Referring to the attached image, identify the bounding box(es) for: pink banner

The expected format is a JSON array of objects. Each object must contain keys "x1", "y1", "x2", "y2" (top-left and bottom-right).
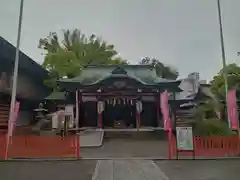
[
  {"x1": 227, "y1": 88, "x2": 239, "y2": 129},
  {"x1": 160, "y1": 91, "x2": 172, "y2": 131}
]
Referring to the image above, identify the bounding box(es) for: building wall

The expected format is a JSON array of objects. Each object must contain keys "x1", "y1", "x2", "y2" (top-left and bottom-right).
[
  {"x1": 0, "y1": 69, "x2": 49, "y2": 127},
  {"x1": 0, "y1": 70, "x2": 48, "y2": 100},
  {"x1": 17, "y1": 72, "x2": 47, "y2": 100},
  {"x1": 16, "y1": 110, "x2": 32, "y2": 126}
]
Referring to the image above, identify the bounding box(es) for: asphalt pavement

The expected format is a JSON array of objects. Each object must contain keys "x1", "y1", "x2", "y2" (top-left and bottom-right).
[
  {"x1": 1, "y1": 159, "x2": 240, "y2": 180},
  {"x1": 0, "y1": 160, "x2": 96, "y2": 180},
  {"x1": 155, "y1": 159, "x2": 240, "y2": 180}
]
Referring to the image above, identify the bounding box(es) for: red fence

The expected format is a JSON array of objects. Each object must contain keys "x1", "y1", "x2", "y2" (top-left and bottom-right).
[
  {"x1": 169, "y1": 134, "x2": 240, "y2": 159},
  {"x1": 0, "y1": 135, "x2": 80, "y2": 160}
]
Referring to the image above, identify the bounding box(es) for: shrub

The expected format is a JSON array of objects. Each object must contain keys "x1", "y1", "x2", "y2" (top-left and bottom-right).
[{"x1": 193, "y1": 118, "x2": 234, "y2": 136}]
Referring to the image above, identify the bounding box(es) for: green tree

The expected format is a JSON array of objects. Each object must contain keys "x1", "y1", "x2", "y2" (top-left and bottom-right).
[
  {"x1": 210, "y1": 63, "x2": 240, "y2": 100},
  {"x1": 139, "y1": 57, "x2": 179, "y2": 80},
  {"x1": 39, "y1": 29, "x2": 127, "y2": 89}
]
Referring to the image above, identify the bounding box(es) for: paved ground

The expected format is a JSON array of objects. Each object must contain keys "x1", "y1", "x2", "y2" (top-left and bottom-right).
[
  {"x1": 0, "y1": 160, "x2": 96, "y2": 180},
  {"x1": 80, "y1": 138, "x2": 168, "y2": 158},
  {"x1": 1, "y1": 159, "x2": 240, "y2": 180},
  {"x1": 92, "y1": 160, "x2": 169, "y2": 180},
  {"x1": 156, "y1": 160, "x2": 240, "y2": 180},
  {"x1": 80, "y1": 131, "x2": 168, "y2": 158},
  {"x1": 80, "y1": 131, "x2": 104, "y2": 147},
  {"x1": 2, "y1": 132, "x2": 240, "y2": 180}
]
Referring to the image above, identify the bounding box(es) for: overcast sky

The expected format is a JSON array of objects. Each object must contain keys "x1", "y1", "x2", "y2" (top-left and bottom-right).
[{"x1": 0, "y1": 0, "x2": 240, "y2": 81}]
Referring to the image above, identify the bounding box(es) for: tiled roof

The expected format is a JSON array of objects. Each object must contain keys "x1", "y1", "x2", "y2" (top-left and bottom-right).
[{"x1": 59, "y1": 65, "x2": 180, "y2": 86}]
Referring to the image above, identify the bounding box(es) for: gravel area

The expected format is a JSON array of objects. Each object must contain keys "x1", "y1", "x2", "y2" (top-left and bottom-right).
[
  {"x1": 155, "y1": 159, "x2": 240, "y2": 180},
  {"x1": 0, "y1": 160, "x2": 96, "y2": 180}
]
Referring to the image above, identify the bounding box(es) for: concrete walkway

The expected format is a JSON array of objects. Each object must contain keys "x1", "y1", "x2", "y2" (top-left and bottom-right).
[
  {"x1": 79, "y1": 131, "x2": 104, "y2": 147},
  {"x1": 92, "y1": 160, "x2": 169, "y2": 180}
]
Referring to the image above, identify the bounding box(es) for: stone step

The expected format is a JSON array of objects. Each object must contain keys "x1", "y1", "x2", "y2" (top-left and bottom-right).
[{"x1": 104, "y1": 131, "x2": 165, "y2": 140}]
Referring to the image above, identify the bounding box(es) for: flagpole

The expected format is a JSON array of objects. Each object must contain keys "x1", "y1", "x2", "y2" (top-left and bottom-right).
[
  {"x1": 217, "y1": 0, "x2": 228, "y2": 96},
  {"x1": 5, "y1": 0, "x2": 24, "y2": 159}
]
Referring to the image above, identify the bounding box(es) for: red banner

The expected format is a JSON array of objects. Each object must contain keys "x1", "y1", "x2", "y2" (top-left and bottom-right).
[
  {"x1": 227, "y1": 88, "x2": 239, "y2": 129},
  {"x1": 160, "y1": 91, "x2": 172, "y2": 131}
]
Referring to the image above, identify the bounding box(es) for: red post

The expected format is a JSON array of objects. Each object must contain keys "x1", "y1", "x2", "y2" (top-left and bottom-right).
[
  {"x1": 3, "y1": 134, "x2": 8, "y2": 160},
  {"x1": 98, "y1": 112, "x2": 102, "y2": 128},
  {"x1": 76, "y1": 135, "x2": 80, "y2": 159},
  {"x1": 167, "y1": 130, "x2": 172, "y2": 159}
]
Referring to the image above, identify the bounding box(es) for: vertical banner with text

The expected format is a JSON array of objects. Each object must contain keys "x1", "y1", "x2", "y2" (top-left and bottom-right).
[
  {"x1": 160, "y1": 91, "x2": 172, "y2": 131},
  {"x1": 227, "y1": 88, "x2": 239, "y2": 129}
]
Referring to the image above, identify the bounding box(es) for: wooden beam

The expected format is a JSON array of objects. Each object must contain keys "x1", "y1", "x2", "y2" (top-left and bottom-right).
[{"x1": 81, "y1": 92, "x2": 157, "y2": 96}]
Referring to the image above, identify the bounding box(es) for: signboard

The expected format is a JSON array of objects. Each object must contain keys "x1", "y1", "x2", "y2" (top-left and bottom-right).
[
  {"x1": 82, "y1": 96, "x2": 97, "y2": 102},
  {"x1": 227, "y1": 88, "x2": 239, "y2": 129},
  {"x1": 176, "y1": 127, "x2": 193, "y2": 151}
]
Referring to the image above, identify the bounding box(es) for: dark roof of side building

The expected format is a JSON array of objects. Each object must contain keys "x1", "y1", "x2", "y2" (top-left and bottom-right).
[{"x1": 0, "y1": 36, "x2": 48, "y2": 80}]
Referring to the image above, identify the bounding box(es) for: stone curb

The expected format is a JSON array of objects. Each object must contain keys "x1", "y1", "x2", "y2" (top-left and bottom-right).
[{"x1": 1, "y1": 156, "x2": 240, "y2": 162}]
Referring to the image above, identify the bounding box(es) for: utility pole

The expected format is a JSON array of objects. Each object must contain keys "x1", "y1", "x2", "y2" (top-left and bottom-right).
[{"x1": 5, "y1": 0, "x2": 24, "y2": 159}]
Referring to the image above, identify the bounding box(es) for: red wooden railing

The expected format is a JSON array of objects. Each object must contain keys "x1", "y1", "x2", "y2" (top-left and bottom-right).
[
  {"x1": 0, "y1": 135, "x2": 80, "y2": 160},
  {"x1": 168, "y1": 133, "x2": 240, "y2": 159}
]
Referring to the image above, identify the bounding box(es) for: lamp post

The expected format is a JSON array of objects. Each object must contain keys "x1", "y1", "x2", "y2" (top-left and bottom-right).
[
  {"x1": 5, "y1": 0, "x2": 24, "y2": 159},
  {"x1": 217, "y1": 0, "x2": 228, "y2": 96}
]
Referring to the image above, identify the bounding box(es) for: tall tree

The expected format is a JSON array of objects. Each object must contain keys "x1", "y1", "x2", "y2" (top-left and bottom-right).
[
  {"x1": 39, "y1": 29, "x2": 127, "y2": 88},
  {"x1": 139, "y1": 57, "x2": 179, "y2": 80},
  {"x1": 210, "y1": 63, "x2": 240, "y2": 100}
]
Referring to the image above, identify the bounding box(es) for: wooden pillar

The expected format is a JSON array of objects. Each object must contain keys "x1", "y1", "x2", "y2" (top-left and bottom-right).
[{"x1": 157, "y1": 93, "x2": 161, "y2": 127}]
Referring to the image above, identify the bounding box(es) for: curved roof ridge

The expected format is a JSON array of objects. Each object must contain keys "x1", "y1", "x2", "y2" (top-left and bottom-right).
[
  {"x1": 86, "y1": 64, "x2": 153, "y2": 68},
  {"x1": 83, "y1": 73, "x2": 147, "y2": 86}
]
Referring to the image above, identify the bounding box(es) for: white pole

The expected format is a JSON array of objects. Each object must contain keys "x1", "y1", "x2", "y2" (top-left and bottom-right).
[
  {"x1": 217, "y1": 0, "x2": 228, "y2": 96},
  {"x1": 5, "y1": 0, "x2": 24, "y2": 159},
  {"x1": 75, "y1": 90, "x2": 79, "y2": 130}
]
